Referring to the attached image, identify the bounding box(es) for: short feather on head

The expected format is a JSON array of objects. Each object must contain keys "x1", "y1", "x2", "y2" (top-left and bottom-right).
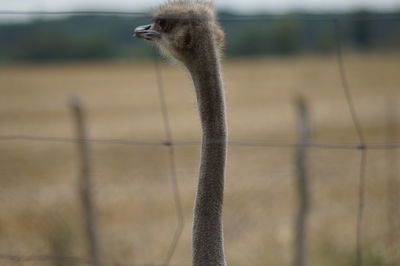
[
  {"x1": 136, "y1": 0, "x2": 225, "y2": 64},
  {"x1": 153, "y1": 0, "x2": 216, "y2": 20},
  {"x1": 153, "y1": 0, "x2": 224, "y2": 49}
]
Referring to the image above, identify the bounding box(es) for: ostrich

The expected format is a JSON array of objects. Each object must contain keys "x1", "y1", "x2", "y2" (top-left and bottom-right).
[{"x1": 134, "y1": 1, "x2": 227, "y2": 265}]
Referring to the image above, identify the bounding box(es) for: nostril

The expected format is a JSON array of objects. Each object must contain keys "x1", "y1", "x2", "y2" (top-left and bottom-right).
[{"x1": 144, "y1": 25, "x2": 151, "y2": 30}]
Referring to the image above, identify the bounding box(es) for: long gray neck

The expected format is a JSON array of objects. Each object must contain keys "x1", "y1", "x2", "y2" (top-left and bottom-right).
[{"x1": 186, "y1": 30, "x2": 227, "y2": 266}]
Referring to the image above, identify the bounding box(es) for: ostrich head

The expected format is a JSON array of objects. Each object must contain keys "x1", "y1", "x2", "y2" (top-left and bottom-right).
[{"x1": 134, "y1": 0, "x2": 224, "y2": 64}]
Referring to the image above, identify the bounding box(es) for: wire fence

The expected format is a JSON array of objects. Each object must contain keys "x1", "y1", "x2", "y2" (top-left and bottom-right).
[
  {"x1": 0, "y1": 10, "x2": 399, "y2": 266},
  {"x1": 1, "y1": 10, "x2": 400, "y2": 21}
]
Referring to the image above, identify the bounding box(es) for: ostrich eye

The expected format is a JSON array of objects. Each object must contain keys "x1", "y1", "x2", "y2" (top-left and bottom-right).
[{"x1": 156, "y1": 18, "x2": 169, "y2": 31}]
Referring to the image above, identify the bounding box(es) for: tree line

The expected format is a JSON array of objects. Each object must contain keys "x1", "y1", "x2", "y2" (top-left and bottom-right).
[{"x1": 0, "y1": 10, "x2": 399, "y2": 62}]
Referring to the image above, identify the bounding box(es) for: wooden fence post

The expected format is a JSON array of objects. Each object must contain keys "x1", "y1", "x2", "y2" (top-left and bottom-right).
[
  {"x1": 293, "y1": 96, "x2": 311, "y2": 266},
  {"x1": 70, "y1": 96, "x2": 101, "y2": 266}
]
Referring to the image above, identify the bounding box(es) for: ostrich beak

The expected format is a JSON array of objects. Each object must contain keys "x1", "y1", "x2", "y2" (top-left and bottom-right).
[{"x1": 134, "y1": 24, "x2": 160, "y2": 40}]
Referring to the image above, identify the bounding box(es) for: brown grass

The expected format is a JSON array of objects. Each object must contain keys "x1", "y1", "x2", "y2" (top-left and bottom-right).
[{"x1": 0, "y1": 53, "x2": 400, "y2": 265}]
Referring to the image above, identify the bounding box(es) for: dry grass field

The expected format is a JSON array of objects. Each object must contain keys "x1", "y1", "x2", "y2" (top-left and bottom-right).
[{"x1": 0, "y1": 53, "x2": 399, "y2": 266}]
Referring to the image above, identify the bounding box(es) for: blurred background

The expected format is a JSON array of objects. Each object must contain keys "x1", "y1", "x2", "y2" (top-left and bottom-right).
[{"x1": 0, "y1": 0, "x2": 400, "y2": 266}]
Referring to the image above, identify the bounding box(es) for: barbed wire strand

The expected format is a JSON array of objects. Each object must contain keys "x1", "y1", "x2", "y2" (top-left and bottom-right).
[
  {"x1": 0, "y1": 10, "x2": 400, "y2": 22},
  {"x1": 333, "y1": 18, "x2": 367, "y2": 266},
  {"x1": 1, "y1": 135, "x2": 400, "y2": 150},
  {"x1": 0, "y1": 10, "x2": 147, "y2": 16},
  {"x1": 153, "y1": 52, "x2": 184, "y2": 266},
  {"x1": 220, "y1": 15, "x2": 400, "y2": 22}
]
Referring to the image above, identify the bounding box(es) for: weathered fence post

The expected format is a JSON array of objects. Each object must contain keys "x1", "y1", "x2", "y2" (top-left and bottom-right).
[
  {"x1": 70, "y1": 96, "x2": 101, "y2": 266},
  {"x1": 293, "y1": 96, "x2": 311, "y2": 266},
  {"x1": 385, "y1": 97, "x2": 400, "y2": 265}
]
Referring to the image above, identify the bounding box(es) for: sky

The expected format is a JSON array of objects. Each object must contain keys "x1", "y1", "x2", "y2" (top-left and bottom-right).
[{"x1": 1, "y1": 0, "x2": 400, "y2": 13}]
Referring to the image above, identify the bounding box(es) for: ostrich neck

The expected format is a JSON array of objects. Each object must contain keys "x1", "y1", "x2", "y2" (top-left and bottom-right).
[{"x1": 186, "y1": 33, "x2": 227, "y2": 266}]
